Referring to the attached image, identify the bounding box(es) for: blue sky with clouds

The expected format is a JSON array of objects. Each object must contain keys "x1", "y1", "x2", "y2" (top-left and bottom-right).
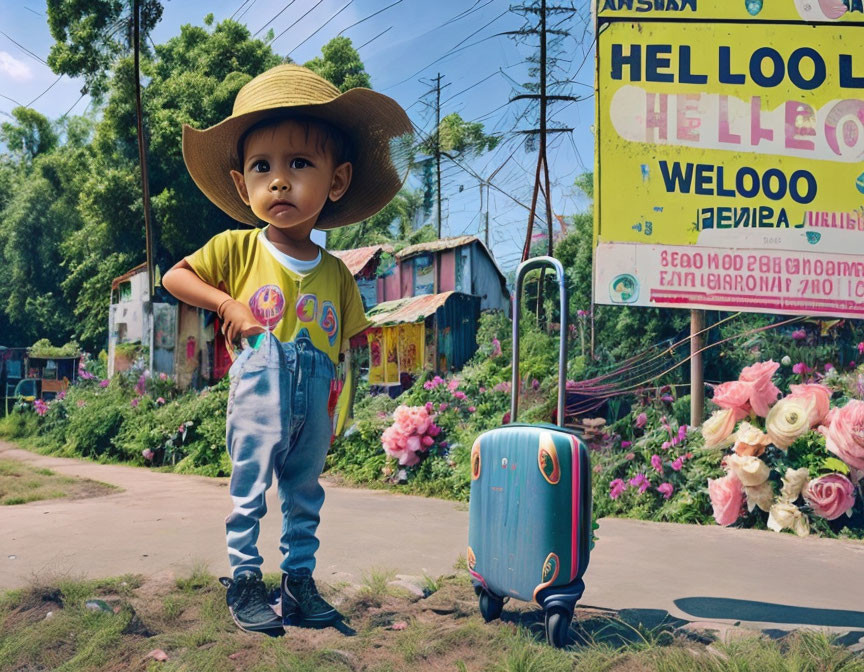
[{"x1": 0, "y1": 0, "x2": 594, "y2": 271}]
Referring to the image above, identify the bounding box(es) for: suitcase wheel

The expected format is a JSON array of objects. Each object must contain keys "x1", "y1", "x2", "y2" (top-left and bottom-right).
[
  {"x1": 478, "y1": 590, "x2": 504, "y2": 622},
  {"x1": 544, "y1": 606, "x2": 572, "y2": 648}
]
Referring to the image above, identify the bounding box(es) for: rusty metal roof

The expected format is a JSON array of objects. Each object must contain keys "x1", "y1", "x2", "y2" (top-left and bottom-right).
[
  {"x1": 395, "y1": 235, "x2": 477, "y2": 259},
  {"x1": 367, "y1": 291, "x2": 456, "y2": 326},
  {"x1": 111, "y1": 263, "x2": 147, "y2": 290},
  {"x1": 330, "y1": 244, "x2": 392, "y2": 276}
]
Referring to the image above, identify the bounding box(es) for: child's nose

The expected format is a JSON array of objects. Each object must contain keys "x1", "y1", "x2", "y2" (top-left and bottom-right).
[{"x1": 269, "y1": 176, "x2": 290, "y2": 192}]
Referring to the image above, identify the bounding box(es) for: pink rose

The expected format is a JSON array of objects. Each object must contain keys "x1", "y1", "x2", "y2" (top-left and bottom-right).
[
  {"x1": 621, "y1": 441, "x2": 632, "y2": 448},
  {"x1": 803, "y1": 474, "x2": 857, "y2": 521},
  {"x1": 738, "y1": 360, "x2": 781, "y2": 417},
  {"x1": 657, "y1": 482, "x2": 674, "y2": 499},
  {"x1": 609, "y1": 478, "x2": 627, "y2": 500},
  {"x1": 788, "y1": 384, "x2": 832, "y2": 427},
  {"x1": 708, "y1": 473, "x2": 745, "y2": 526},
  {"x1": 651, "y1": 454, "x2": 663, "y2": 474},
  {"x1": 421, "y1": 436, "x2": 435, "y2": 447},
  {"x1": 629, "y1": 473, "x2": 650, "y2": 494},
  {"x1": 635, "y1": 412, "x2": 648, "y2": 429},
  {"x1": 820, "y1": 400, "x2": 864, "y2": 471},
  {"x1": 671, "y1": 457, "x2": 684, "y2": 471},
  {"x1": 710, "y1": 381, "x2": 752, "y2": 421}
]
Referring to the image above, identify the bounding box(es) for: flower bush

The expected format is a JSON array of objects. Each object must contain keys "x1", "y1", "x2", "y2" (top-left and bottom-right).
[{"x1": 700, "y1": 362, "x2": 864, "y2": 538}]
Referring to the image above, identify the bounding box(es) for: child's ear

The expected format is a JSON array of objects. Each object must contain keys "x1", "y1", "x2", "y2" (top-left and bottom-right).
[
  {"x1": 328, "y1": 162, "x2": 353, "y2": 203},
  {"x1": 230, "y1": 169, "x2": 251, "y2": 205}
]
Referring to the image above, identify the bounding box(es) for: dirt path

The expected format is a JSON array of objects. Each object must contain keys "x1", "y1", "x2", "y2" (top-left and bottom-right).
[{"x1": 2, "y1": 440, "x2": 863, "y2": 638}]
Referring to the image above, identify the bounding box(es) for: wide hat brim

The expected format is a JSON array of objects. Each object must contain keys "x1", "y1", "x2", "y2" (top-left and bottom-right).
[{"x1": 182, "y1": 65, "x2": 414, "y2": 230}]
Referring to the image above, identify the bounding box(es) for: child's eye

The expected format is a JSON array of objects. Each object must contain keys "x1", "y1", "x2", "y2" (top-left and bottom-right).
[
  {"x1": 252, "y1": 159, "x2": 269, "y2": 172},
  {"x1": 290, "y1": 158, "x2": 310, "y2": 169}
]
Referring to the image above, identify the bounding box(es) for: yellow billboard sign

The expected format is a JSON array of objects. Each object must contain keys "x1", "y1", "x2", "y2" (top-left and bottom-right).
[
  {"x1": 597, "y1": 0, "x2": 864, "y2": 23},
  {"x1": 595, "y1": 19, "x2": 864, "y2": 318}
]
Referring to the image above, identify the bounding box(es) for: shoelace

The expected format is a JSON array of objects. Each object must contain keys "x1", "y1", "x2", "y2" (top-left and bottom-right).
[
  {"x1": 236, "y1": 578, "x2": 275, "y2": 618},
  {"x1": 291, "y1": 576, "x2": 327, "y2": 608}
]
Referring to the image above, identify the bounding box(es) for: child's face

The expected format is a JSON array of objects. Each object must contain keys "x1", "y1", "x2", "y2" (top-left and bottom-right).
[{"x1": 229, "y1": 120, "x2": 352, "y2": 238}]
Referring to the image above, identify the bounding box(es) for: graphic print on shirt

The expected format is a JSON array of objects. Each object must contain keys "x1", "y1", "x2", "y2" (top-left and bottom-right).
[
  {"x1": 319, "y1": 300, "x2": 339, "y2": 346},
  {"x1": 296, "y1": 294, "x2": 318, "y2": 323}
]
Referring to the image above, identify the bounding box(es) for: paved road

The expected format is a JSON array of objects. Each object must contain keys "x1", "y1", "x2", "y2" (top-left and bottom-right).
[{"x1": 2, "y1": 441, "x2": 863, "y2": 635}]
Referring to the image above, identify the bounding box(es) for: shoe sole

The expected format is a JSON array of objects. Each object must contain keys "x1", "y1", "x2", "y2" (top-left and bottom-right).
[{"x1": 229, "y1": 605, "x2": 285, "y2": 636}]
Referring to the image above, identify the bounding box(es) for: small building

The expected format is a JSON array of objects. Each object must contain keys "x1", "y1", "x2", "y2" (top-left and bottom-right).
[
  {"x1": 108, "y1": 265, "x2": 225, "y2": 388},
  {"x1": 390, "y1": 236, "x2": 510, "y2": 311},
  {"x1": 329, "y1": 244, "x2": 394, "y2": 310},
  {"x1": 361, "y1": 291, "x2": 480, "y2": 392}
]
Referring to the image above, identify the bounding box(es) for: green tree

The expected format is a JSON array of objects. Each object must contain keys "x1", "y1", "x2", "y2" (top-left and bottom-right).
[
  {"x1": 46, "y1": 0, "x2": 164, "y2": 100},
  {"x1": 304, "y1": 36, "x2": 370, "y2": 91},
  {"x1": 0, "y1": 108, "x2": 59, "y2": 164},
  {"x1": 327, "y1": 189, "x2": 424, "y2": 250}
]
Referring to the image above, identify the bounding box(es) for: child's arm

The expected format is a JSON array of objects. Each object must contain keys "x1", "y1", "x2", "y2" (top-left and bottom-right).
[{"x1": 163, "y1": 260, "x2": 264, "y2": 343}]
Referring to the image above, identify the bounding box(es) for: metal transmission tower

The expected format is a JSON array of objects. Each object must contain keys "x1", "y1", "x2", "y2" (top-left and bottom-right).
[
  {"x1": 418, "y1": 73, "x2": 449, "y2": 237},
  {"x1": 507, "y1": 1, "x2": 584, "y2": 262}
]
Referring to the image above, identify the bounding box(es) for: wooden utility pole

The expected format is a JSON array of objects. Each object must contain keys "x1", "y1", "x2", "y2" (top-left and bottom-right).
[
  {"x1": 133, "y1": 0, "x2": 156, "y2": 372},
  {"x1": 690, "y1": 309, "x2": 705, "y2": 426},
  {"x1": 434, "y1": 72, "x2": 443, "y2": 238}
]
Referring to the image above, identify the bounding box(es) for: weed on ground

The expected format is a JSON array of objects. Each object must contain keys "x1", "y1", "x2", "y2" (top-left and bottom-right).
[{"x1": 0, "y1": 458, "x2": 118, "y2": 505}]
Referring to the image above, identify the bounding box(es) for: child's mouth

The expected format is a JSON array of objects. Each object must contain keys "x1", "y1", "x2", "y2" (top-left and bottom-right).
[{"x1": 269, "y1": 202, "x2": 295, "y2": 215}]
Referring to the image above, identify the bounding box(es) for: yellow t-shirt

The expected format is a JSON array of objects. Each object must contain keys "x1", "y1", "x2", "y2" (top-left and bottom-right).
[{"x1": 185, "y1": 227, "x2": 371, "y2": 365}]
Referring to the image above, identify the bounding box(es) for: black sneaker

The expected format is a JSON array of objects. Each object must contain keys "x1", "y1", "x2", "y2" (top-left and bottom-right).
[
  {"x1": 281, "y1": 571, "x2": 342, "y2": 625},
  {"x1": 220, "y1": 574, "x2": 284, "y2": 635}
]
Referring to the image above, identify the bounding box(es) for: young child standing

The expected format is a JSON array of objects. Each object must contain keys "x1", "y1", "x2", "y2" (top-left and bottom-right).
[{"x1": 162, "y1": 64, "x2": 411, "y2": 635}]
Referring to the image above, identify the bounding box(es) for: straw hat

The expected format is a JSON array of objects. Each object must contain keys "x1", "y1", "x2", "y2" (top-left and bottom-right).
[{"x1": 182, "y1": 64, "x2": 414, "y2": 230}]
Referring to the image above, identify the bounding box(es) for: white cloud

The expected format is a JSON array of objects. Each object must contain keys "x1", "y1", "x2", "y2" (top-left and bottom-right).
[{"x1": 0, "y1": 51, "x2": 33, "y2": 82}]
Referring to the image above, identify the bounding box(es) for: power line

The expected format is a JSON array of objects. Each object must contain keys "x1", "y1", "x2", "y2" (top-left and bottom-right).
[
  {"x1": 253, "y1": 0, "x2": 297, "y2": 37},
  {"x1": 357, "y1": 25, "x2": 391, "y2": 51},
  {"x1": 23, "y1": 6, "x2": 43, "y2": 17},
  {"x1": 236, "y1": 0, "x2": 258, "y2": 21},
  {"x1": 285, "y1": 0, "x2": 355, "y2": 57},
  {"x1": 26, "y1": 75, "x2": 63, "y2": 107},
  {"x1": 230, "y1": 0, "x2": 253, "y2": 20},
  {"x1": 0, "y1": 30, "x2": 48, "y2": 65},
  {"x1": 267, "y1": 0, "x2": 324, "y2": 46},
  {"x1": 338, "y1": 0, "x2": 402, "y2": 35}
]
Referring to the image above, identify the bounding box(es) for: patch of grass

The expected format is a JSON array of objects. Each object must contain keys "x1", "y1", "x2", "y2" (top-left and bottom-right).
[
  {"x1": 421, "y1": 572, "x2": 441, "y2": 596},
  {"x1": 453, "y1": 554, "x2": 468, "y2": 570},
  {"x1": 0, "y1": 458, "x2": 118, "y2": 505},
  {"x1": 359, "y1": 567, "x2": 397, "y2": 602},
  {"x1": 175, "y1": 561, "x2": 211, "y2": 593}
]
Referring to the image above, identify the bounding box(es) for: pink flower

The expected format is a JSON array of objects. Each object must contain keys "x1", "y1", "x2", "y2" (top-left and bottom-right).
[
  {"x1": 56, "y1": 391, "x2": 66, "y2": 401},
  {"x1": 661, "y1": 441, "x2": 671, "y2": 451},
  {"x1": 453, "y1": 391, "x2": 467, "y2": 400},
  {"x1": 532, "y1": 379, "x2": 540, "y2": 391},
  {"x1": 609, "y1": 478, "x2": 627, "y2": 500},
  {"x1": 738, "y1": 360, "x2": 781, "y2": 417},
  {"x1": 479, "y1": 387, "x2": 486, "y2": 393},
  {"x1": 629, "y1": 473, "x2": 650, "y2": 494},
  {"x1": 858, "y1": 342, "x2": 864, "y2": 355},
  {"x1": 791, "y1": 329, "x2": 807, "y2": 340},
  {"x1": 34, "y1": 399, "x2": 48, "y2": 416},
  {"x1": 621, "y1": 441, "x2": 632, "y2": 448},
  {"x1": 788, "y1": 383, "x2": 832, "y2": 427},
  {"x1": 711, "y1": 380, "x2": 753, "y2": 421},
  {"x1": 651, "y1": 454, "x2": 663, "y2": 474},
  {"x1": 502, "y1": 412, "x2": 511, "y2": 424},
  {"x1": 671, "y1": 457, "x2": 684, "y2": 471},
  {"x1": 660, "y1": 394, "x2": 674, "y2": 403},
  {"x1": 468, "y1": 406, "x2": 476, "y2": 412},
  {"x1": 156, "y1": 397, "x2": 165, "y2": 405},
  {"x1": 421, "y1": 436, "x2": 435, "y2": 447},
  {"x1": 708, "y1": 473, "x2": 745, "y2": 526},
  {"x1": 159, "y1": 372, "x2": 168, "y2": 381},
  {"x1": 635, "y1": 412, "x2": 648, "y2": 429},
  {"x1": 793, "y1": 362, "x2": 811, "y2": 375},
  {"x1": 438, "y1": 403, "x2": 448, "y2": 412},
  {"x1": 99, "y1": 379, "x2": 110, "y2": 388},
  {"x1": 427, "y1": 424, "x2": 441, "y2": 437},
  {"x1": 803, "y1": 474, "x2": 856, "y2": 520},
  {"x1": 625, "y1": 452, "x2": 635, "y2": 461},
  {"x1": 142, "y1": 448, "x2": 154, "y2": 461},
  {"x1": 657, "y1": 482, "x2": 674, "y2": 499},
  {"x1": 824, "y1": 363, "x2": 834, "y2": 372},
  {"x1": 820, "y1": 400, "x2": 864, "y2": 471},
  {"x1": 130, "y1": 398, "x2": 139, "y2": 408},
  {"x1": 448, "y1": 379, "x2": 460, "y2": 392},
  {"x1": 425, "y1": 402, "x2": 434, "y2": 413},
  {"x1": 678, "y1": 425, "x2": 688, "y2": 440},
  {"x1": 491, "y1": 338, "x2": 502, "y2": 358}
]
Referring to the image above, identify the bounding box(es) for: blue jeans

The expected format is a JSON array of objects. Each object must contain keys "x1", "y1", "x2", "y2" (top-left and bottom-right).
[{"x1": 225, "y1": 329, "x2": 335, "y2": 578}]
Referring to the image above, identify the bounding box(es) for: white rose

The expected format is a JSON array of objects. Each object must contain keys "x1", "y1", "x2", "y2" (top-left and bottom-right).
[
  {"x1": 767, "y1": 500, "x2": 810, "y2": 537},
  {"x1": 780, "y1": 467, "x2": 810, "y2": 503},
  {"x1": 765, "y1": 397, "x2": 812, "y2": 450},
  {"x1": 744, "y1": 481, "x2": 774, "y2": 513},
  {"x1": 701, "y1": 409, "x2": 736, "y2": 449},
  {"x1": 725, "y1": 454, "x2": 771, "y2": 487}
]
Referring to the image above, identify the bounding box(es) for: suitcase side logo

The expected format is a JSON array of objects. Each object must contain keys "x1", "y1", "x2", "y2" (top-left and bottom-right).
[
  {"x1": 532, "y1": 552, "x2": 560, "y2": 602},
  {"x1": 538, "y1": 432, "x2": 561, "y2": 485},
  {"x1": 471, "y1": 438, "x2": 482, "y2": 480}
]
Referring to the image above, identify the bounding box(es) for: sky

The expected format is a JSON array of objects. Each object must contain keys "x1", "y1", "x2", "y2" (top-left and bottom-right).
[{"x1": 0, "y1": 0, "x2": 595, "y2": 271}]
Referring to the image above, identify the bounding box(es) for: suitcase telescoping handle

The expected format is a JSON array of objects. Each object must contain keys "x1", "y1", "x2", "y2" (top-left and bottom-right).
[{"x1": 511, "y1": 256, "x2": 568, "y2": 427}]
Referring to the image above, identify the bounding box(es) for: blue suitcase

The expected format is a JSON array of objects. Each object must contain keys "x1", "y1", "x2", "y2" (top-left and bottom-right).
[{"x1": 467, "y1": 256, "x2": 593, "y2": 648}]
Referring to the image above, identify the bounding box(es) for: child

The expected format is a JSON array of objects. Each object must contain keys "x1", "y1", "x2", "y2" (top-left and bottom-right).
[{"x1": 162, "y1": 64, "x2": 411, "y2": 635}]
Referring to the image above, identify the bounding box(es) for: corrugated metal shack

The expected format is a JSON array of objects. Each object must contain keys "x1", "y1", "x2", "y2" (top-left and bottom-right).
[{"x1": 362, "y1": 291, "x2": 480, "y2": 392}]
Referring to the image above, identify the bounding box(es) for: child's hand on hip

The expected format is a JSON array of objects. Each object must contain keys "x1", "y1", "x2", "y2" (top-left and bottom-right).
[{"x1": 221, "y1": 300, "x2": 266, "y2": 344}]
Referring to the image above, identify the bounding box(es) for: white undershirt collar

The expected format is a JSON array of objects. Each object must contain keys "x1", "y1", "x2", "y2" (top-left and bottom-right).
[{"x1": 258, "y1": 229, "x2": 321, "y2": 275}]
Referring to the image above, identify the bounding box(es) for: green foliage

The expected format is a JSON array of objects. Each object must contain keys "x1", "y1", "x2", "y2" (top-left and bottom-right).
[
  {"x1": 0, "y1": 108, "x2": 58, "y2": 163},
  {"x1": 304, "y1": 36, "x2": 370, "y2": 91},
  {"x1": 28, "y1": 339, "x2": 81, "y2": 358}
]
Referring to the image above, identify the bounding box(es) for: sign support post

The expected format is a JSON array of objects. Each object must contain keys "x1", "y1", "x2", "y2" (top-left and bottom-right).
[{"x1": 690, "y1": 309, "x2": 705, "y2": 426}]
